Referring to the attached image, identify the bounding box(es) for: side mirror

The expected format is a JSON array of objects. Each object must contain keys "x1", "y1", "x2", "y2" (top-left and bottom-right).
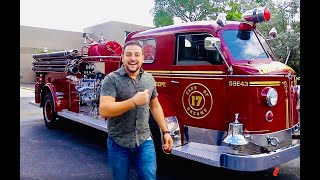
[
  {"x1": 269, "y1": 27, "x2": 277, "y2": 39},
  {"x1": 216, "y1": 13, "x2": 227, "y2": 27},
  {"x1": 204, "y1": 37, "x2": 221, "y2": 51}
]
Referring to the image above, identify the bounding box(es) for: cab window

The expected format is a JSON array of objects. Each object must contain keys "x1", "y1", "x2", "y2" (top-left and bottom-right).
[
  {"x1": 138, "y1": 39, "x2": 156, "y2": 64},
  {"x1": 176, "y1": 33, "x2": 223, "y2": 65}
]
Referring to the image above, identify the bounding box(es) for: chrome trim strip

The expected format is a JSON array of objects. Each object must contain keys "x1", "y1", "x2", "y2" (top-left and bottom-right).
[
  {"x1": 150, "y1": 73, "x2": 227, "y2": 77},
  {"x1": 154, "y1": 76, "x2": 223, "y2": 80},
  {"x1": 149, "y1": 73, "x2": 284, "y2": 78},
  {"x1": 146, "y1": 70, "x2": 224, "y2": 74},
  {"x1": 146, "y1": 71, "x2": 287, "y2": 78},
  {"x1": 171, "y1": 71, "x2": 224, "y2": 74},
  {"x1": 228, "y1": 75, "x2": 285, "y2": 77},
  {"x1": 171, "y1": 73, "x2": 226, "y2": 77}
]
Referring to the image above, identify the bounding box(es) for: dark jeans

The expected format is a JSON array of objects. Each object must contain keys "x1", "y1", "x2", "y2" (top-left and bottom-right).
[{"x1": 107, "y1": 136, "x2": 157, "y2": 180}]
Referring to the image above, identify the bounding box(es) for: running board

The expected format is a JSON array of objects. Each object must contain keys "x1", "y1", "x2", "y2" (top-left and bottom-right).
[
  {"x1": 171, "y1": 142, "x2": 231, "y2": 167},
  {"x1": 58, "y1": 110, "x2": 108, "y2": 133}
]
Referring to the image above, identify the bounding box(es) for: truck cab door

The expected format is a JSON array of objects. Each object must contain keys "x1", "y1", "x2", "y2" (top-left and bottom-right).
[{"x1": 171, "y1": 33, "x2": 229, "y2": 131}]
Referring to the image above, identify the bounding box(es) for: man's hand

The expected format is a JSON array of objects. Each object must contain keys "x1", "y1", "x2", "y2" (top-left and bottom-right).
[
  {"x1": 132, "y1": 89, "x2": 149, "y2": 106},
  {"x1": 163, "y1": 133, "x2": 173, "y2": 153}
]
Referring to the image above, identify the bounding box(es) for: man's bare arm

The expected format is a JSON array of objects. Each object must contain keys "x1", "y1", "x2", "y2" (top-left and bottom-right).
[
  {"x1": 99, "y1": 89, "x2": 150, "y2": 118},
  {"x1": 99, "y1": 96, "x2": 136, "y2": 118},
  {"x1": 149, "y1": 97, "x2": 169, "y2": 132},
  {"x1": 150, "y1": 97, "x2": 173, "y2": 151}
]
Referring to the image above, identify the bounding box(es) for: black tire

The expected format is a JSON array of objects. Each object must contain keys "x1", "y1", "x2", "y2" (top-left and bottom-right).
[{"x1": 42, "y1": 92, "x2": 59, "y2": 129}]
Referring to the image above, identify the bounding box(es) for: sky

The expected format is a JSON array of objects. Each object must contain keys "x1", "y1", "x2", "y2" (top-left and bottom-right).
[
  {"x1": 20, "y1": 0, "x2": 293, "y2": 33},
  {"x1": 20, "y1": 0, "x2": 156, "y2": 32}
]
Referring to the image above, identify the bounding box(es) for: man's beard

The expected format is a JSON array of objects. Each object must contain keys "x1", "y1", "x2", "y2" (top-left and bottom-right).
[{"x1": 125, "y1": 64, "x2": 140, "y2": 73}]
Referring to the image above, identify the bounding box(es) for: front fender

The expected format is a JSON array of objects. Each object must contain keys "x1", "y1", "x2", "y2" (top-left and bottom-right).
[{"x1": 41, "y1": 83, "x2": 58, "y2": 111}]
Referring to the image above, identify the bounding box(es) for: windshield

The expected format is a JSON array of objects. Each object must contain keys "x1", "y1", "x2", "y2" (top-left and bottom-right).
[
  {"x1": 222, "y1": 30, "x2": 268, "y2": 61},
  {"x1": 256, "y1": 30, "x2": 277, "y2": 61}
]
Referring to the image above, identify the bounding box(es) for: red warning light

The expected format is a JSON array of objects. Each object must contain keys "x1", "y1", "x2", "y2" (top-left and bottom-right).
[{"x1": 242, "y1": 7, "x2": 271, "y2": 23}]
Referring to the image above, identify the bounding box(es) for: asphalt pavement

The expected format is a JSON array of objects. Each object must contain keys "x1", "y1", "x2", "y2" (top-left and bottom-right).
[{"x1": 20, "y1": 84, "x2": 300, "y2": 179}]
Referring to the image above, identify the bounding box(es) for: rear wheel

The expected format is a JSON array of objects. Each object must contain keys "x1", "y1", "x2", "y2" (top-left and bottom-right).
[{"x1": 43, "y1": 92, "x2": 59, "y2": 129}]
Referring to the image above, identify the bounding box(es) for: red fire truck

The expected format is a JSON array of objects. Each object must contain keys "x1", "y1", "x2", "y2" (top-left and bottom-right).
[{"x1": 30, "y1": 7, "x2": 300, "y2": 173}]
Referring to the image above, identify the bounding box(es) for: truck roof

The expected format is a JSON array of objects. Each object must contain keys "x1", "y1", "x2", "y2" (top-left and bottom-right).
[{"x1": 130, "y1": 20, "x2": 240, "y2": 39}]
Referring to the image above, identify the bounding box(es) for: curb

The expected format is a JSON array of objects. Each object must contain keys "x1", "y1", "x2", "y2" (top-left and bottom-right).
[{"x1": 20, "y1": 87, "x2": 35, "y2": 91}]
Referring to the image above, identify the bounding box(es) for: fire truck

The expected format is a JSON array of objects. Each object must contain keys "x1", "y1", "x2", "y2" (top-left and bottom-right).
[{"x1": 30, "y1": 7, "x2": 300, "y2": 173}]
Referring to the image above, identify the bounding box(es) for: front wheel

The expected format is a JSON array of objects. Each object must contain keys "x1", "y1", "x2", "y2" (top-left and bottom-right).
[{"x1": 42, "y1": 92, "x2": 59, "y2": 129}]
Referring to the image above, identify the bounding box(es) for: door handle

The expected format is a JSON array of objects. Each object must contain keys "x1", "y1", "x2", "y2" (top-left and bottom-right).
[{"x1": 171, "y1": 80, "x2": 179, "y2": 84}]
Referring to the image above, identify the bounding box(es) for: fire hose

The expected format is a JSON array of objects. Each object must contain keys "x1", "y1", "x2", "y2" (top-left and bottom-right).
[
  {"x1": 32, "y1": 49, "x2": 80, "y2": 60},
  {"x1": 32, "y1": 65, "x2": 79, "y2": 74}
]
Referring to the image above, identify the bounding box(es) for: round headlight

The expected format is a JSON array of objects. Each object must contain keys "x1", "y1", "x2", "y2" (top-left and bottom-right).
[{"x1": 266, "y1": 88, "x2": 278, "y2": 106}]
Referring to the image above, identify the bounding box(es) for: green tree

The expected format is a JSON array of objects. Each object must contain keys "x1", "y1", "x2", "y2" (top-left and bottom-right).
[
  {"x1": 153, "y1": 9, "x2": 174, "y2": 27},
  {"x1": 151, "y1": 0, "x2": 254, "y2": 27},
  {"x1": 254, "y1": 0, "x2": 300, "y2": 76},
  {"x1": 151, "y1": 0, "x2": 300, "y2": 76},
  {"x1": 225, "y1": 1, "x2": 242, "y2": 21},
  {"x1": 151, "y1": 0, "x2": 221, "y2": 25}
]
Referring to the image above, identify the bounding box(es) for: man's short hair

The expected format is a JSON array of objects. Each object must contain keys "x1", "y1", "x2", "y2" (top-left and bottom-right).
[{"x1": 122, "y1": 40, "x2": 143, "y2": 54}]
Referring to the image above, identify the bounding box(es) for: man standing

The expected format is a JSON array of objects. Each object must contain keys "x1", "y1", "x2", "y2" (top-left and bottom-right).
[{"x1": 99, "y1": 40, "x2": 173, "y2": 180}]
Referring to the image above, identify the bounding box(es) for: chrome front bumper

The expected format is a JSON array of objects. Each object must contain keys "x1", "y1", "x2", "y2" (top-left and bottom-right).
[
  {"x1": 220, "y1": 143, "x2": 300, "y2": 171},
  {"x1": 171, "y1": 125, "x2": 300, "y2": 172},
  {"x1": 171, "y1": 142, "x2": 299, "y2": 172}
]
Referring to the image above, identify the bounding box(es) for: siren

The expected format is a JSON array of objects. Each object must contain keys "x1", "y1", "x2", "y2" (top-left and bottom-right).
[{"x1": 242, "y1": 7, "x2": 270, "y2": 23}]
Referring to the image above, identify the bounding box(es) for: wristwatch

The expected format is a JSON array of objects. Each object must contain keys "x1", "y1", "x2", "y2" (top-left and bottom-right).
[{"x1": 162, "y1": 131, "x2": 170, "y2": 135}]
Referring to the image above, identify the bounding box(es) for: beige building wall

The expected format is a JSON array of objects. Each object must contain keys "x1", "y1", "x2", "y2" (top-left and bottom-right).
[
  {"x1": 83, "y1": 21, "x2": 152, "y2": 45},
  {"x1": 20, "y1": 26, "x2": 84, "y2": 83},
  {"x1": 20, "y1": 22, "x2": 153, "y2": 83}
]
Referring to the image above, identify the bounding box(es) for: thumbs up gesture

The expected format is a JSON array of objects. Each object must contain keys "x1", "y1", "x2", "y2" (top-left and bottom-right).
[{"x1": 132, "y1": 89, "x2": 149, "y2": 106}]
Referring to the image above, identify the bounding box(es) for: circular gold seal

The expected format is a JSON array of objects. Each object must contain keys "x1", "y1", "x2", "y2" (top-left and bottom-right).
[{"x1": 182, "y1": 83, "x2": 213, "y2": 119}]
